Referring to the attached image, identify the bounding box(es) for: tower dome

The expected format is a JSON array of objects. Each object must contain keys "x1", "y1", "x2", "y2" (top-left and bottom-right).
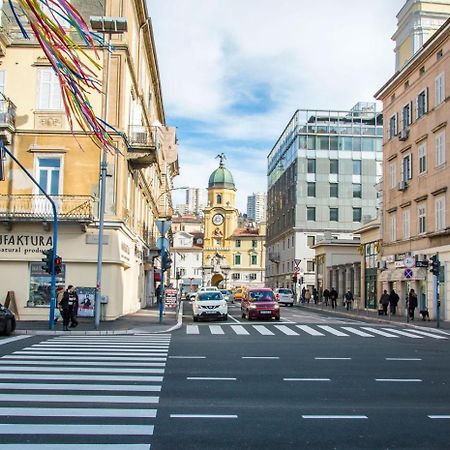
[{"x1": 208, "y1": 154, "x2": 235, "y2": 189}]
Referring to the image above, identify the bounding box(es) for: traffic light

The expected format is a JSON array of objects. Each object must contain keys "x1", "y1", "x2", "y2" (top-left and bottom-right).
[
  {"x1": 161, "y1": 251, "x2": 172, "y2": 272},
  {"x1": 41, "y1": 248, "x2": 54, "y2": 274},
  {"x1": 292, "y1": 273, "x2": 298, "y2": 283},
  {"x1": 54, "y1": 255, "x2": 63, "y2": 274},
  {"x1": 430, "y1": 254, "x2": 440, "y2": 276}
]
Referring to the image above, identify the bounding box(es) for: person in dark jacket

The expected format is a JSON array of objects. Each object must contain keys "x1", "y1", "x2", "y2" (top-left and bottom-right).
[
  {"x1": 344, "y1": 289, "x2": 354, "y2": 311},
  {"x1": 312, "y1": 288, "x2": 319, "y2": 304},
  {"x1": 408, "y1": 288, "x2": 418, "y2": 320},
  {"x1": 379, "y1": 290, "x2": 390, "y2": 316},
  {"x1": 58, "y1": 286, "x2": 71, "y2": 331},
  {"x1": 389, "y1": 289, "x2": 400, "y2": 315},
  {"x1": 62, "y1": 285, "x2": 79, "y2": 329},
  {"x1": 323, "y1": 288, "x2": 330, "y2": 306},
  {"x1": 330, "y1": 287, "x2": 338, "y2": 309}
]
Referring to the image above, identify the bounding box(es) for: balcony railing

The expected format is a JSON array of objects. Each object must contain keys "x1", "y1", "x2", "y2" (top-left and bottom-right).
[
  {"x1": 127, "y1": 125, "x2": 158, "y2": 170},
  {"x1": 0, "y1": 195, "x2": 95, "y2": 222},
  {"x1": 0, "y1": 95, "x2": 16, "y2": 143},
  {"x1": 268, "y1": 252, "x2": 280, "y2": 263}
]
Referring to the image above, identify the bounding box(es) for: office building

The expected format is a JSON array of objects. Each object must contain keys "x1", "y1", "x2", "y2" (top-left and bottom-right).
[{"x1": 247, "y1": 192, "x2": 267, "y2": 223}]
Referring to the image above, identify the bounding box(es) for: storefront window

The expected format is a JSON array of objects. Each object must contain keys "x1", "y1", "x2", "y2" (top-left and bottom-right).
[{"x1": 28, "y1": 262, "x2": 65, "y2": 307}]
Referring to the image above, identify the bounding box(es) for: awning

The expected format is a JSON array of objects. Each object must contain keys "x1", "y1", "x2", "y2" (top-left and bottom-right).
[{"x1": 379, "y1": 267, "x2": 427, "y2": 282}]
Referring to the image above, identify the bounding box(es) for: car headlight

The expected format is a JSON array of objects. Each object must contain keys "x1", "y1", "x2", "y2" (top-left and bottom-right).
[{"x1": 249, "y1": 304, "x2": 257, "y2": 309}]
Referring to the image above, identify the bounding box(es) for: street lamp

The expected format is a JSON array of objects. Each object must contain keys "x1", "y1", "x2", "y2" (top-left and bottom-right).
[{"x1": 90, "y1": 16, "x2": 128, "y2": 330}]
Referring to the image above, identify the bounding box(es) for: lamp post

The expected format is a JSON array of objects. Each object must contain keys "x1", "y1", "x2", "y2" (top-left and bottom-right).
[{"x1": 90, "y1": 16, "x2": 127, "y2": 330}]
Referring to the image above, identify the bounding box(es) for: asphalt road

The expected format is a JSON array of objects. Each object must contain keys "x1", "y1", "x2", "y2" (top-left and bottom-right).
[{"x1": 0, "y1": 303, "x2": 448, "y2": 450}]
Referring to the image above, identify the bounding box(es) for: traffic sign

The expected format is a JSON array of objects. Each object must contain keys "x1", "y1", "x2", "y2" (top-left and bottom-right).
[
  {"x1": 415, "y1": 260, "x2": 429, "y2": 268},
  {"x1": 155, "y1": 219, "x2": 172, "y2": 236},
  {"x1": 156, "y1": 237, "x2": 169, "y2": 250},
  {"x1": 404, "y1": 256, "x2": 415, "y2": 268},
  {"x1": 294, "y1": 258, "x2": 301, "y2": 270},
  {"x1": 404, "y1": 268, "x2": 413, "y2": 279}
]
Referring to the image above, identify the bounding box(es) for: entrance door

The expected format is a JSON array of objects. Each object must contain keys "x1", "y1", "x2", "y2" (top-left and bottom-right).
[{"x1": 34, "y1": 157, "x2": 62, "y2": 214}]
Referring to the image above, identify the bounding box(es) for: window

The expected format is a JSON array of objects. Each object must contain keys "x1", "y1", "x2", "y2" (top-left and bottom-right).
[
  {"x1": 330, "y1": 159, "x2": 339, "y2": 174},
  {"x1": 418, "y1": 142, "x2": 427, "y2": 174},
  {"x1": 402, "y1": 154, "x2": 412, "y2": 182},
  {"x1": 252, "y1": 240, "x2": 257, "y2": 248},
  {"x1": 234, "y1": 254, "x2": 241, "y2": 265},
  {"x1": 235, "y1": 240, "x2": 241, "y2": 248},
  {"x1": 352, "y1": 183, "x2": 362, "y2": 198},
  {"x1": 330, "y1": 183, "x2": 338, "y2": 198},
  {"x1": 403, "y1": 209, "x2": 410, "y2": 239},
  {"x1": 330, "y1": 207, "x2": 339, "y2": 222},
  {"x1": 251, "y1": 255, "x2": 257, "y2": 265},
  {"x1": 353, "y1": 160, "x2": 361, "y2": 175},
  {"x1": 232, "y1": 273, "x2": 240, "y2": 280},
  {"x1": 389, "y1": 161, "x2": 397, "y2": 189},
  {"x1": 435, "y1": 196, "x2": 445, "y2": 231},
  {"x1": 37, "y1": 157, "x2": 61, "y2": 196},
  {"x1": 402, "y1": 102, "x2": 412, "y2": 129},
  {"x1": 37, "y1": 68, "x2": 63, "y2": 110},
  {"x1": 306, "y1": 260, "x2": 315, "y2": 272},
  {"x1": 435, "y1": 132, "x2": 445, "y2": 167},
  {"x1": 215, "y1": 239, "x2": 221, "y2": 247},
  {"x1": 353, "y1": 207, "x2": 362, "y2": 222},
  {"x1": 435, "y1": 73, "x2": 445, "y2": 106},
  {"x1": 28, "y1": 263, "x2": 65, "y2": 307},
  {"x1": 307, "y1": 159, "x2": 316, "y2": 173},
  {"x1": 390, "y1": 213, "x2": 397, "y2": 242},
  {"x1": 216, "y1": 194, "x2": 222, "y2": 204},
  {"x1": 307, "y1": 182, "x2": 316, "y2": 197},
  {"x1": 307, "y1": 235, "x2": 315, "y2": 247},
  {"x1": 0, "y1": 71, "x2": 5, "y2": 94},
  {"x1": 249, "y1": 273, "x2": 257, "y2": 280},
  {"x1": 416, "y1": 89, "x2": 428, "y2": 119},
  {"x1": 307, "y1": 207, "x2": 316, "y2": 221},
  {"x1": 418, "y1": 205, "x2": 426, "y2": 234},
  {"x1": 389, "y1": 114, "x2": 398, "y2": 138}
]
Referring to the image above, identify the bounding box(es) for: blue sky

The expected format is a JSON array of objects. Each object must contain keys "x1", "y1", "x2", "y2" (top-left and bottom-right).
[{"x1": 147, "y1": 0, "x2": 405, "y2": 211}]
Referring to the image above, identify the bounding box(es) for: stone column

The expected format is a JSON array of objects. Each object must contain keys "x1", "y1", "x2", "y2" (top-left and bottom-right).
[
  {"x1": 345, "y1": 265, "x2": 352, "y2": 293},
  {"x1": 338, "y1": 267, "x2": 345, "y2": 299}
]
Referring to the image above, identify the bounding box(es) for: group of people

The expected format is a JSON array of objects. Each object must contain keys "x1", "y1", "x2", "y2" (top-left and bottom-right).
[
  {"x1": 322, "y1": 287, "x2": 340, "y2": 309},
  {"x1": 57, "y1": 285, "x2": 79, "y2": 331},
  {"x1": 378, "y1": 289, "x2": 400, "y2": 316}
]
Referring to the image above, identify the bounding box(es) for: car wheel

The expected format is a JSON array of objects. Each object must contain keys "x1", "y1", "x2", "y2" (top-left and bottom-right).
[
  {"x1": 223, "y1": 314, "x2": 228, "y2": 321},
  {"x1": 289, "y1": 303, "x2": 293, "y2": 307},
  {"x1": 4, "y1": 318, "x2": 13, "y2": 336},
  {"x1": 193, "y1": 316, "x2": 198, "y2": 322}
]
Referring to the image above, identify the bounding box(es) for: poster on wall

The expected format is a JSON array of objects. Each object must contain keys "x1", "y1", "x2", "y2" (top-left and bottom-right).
[{"x1": 76, "y1": 287, "x2": 96, "y2": 317}]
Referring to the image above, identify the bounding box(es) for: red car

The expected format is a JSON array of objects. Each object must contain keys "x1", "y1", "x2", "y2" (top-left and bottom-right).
[{"x1": 241, "y1": 288, "x2": 280, "y2": 321}]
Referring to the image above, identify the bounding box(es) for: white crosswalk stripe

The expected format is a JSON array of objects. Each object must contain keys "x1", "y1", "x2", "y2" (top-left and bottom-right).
[
  {"x1": 0, "y1": 335, "x2": 170, "y2": 447},
  {"x1": 296, "y1": 325, "x2": 325, "y2": 336},
  {"x1": 382, "y1": 328, "x2": 424, "y2": 338},
  {"x1": 317, "y1": 325, "x2": 349, "y2": 336},
  {"x1": 274, "y1": 325, "x2": 299, "y2": 335},
  {"x1": 187, "y1": 325, "x2": 200, "y2": 334},
  {"x1": 341, "y1": 327, "x2": 375, "y2": 337},
  {"x1": 253, "y1": 325, "x2": 275, "y2": 335},
  {"x1": 209, "y1": 325, "x2": 225, "y2": 335},
  {"x1": 402, "y1": 329, "x2": 448, "y2": 339},
  {"x1": 230, "y1": 325, "x2": 250, "y2": 335},
  {"x1": 360, "y1": 327, "x2": 399, "y2": 338}
]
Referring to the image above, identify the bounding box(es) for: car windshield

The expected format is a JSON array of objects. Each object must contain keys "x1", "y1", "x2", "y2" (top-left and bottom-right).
[
  {"x1": 278, "y1": 289, "x2": 292, "y2": 294},
  {"x1": 220, "y1": 290, "x2": 231, "y2": 295},
  {"x1": 198, "y1": 292, "x2": 223, "y2": 301},
  {"x1": 250, "y1": 291, "x2": 274, "y2": 301}
]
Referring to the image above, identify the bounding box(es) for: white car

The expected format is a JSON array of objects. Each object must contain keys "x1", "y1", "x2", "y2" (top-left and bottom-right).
[
  {"x1": 274, "y1": 288, "x2": 294, "y2": 306},
  {"x1": 198, "y1": 286, "x2": 219, "y2": 292},
  {"x1": 192, "y1": 290, "x2": 228, "y2": 322}
]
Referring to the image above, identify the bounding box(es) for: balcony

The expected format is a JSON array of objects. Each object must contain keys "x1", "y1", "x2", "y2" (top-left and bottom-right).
[
  {"x1": 0, "y1": 95, "x2": 16, "y2": 144},
  {"x1": 127, "y1": 125, "x2": 158, "y2": 170},
  {"x1": 0, "y1": 195, "x2": 95, "y2": 222},
  {"x1": 269, "y1": 252, "x2": 280, "y2": 263}
]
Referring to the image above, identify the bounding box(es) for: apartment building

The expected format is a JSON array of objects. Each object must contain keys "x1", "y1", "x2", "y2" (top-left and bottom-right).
[
  {"x1": 375, "y1": 18, "x2": 449, "y2": 320},
  {"x1": 0, "y1": 0, "x2": 178, "y2": 320},
  {"x1": 247, "y1": 192, "x2": 267, "y2": 223}
]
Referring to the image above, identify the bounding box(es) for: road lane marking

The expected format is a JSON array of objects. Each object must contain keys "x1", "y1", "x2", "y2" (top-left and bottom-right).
[
  {"x1": 302, "y1": 415, "x2": 368, "y2": 419},
  {"x1": 360, "y1": 327, "x2": 399, "y2": 338},
  {"x1": 341, "y1": 327, "x2": 375, "y2": 337},
  {"x1": 227, "y1": 314, "x2": 241, "y2": 323},
  {"x1": 317, "y1": 326, "x2": 349, "y2": 336},
  {"x1": 230, "y1": 325, "x2": 250, "y2": 335},
  {"x1": 209, "y1": 325, "x2": 225, "y2": 335},
  {"x1": 253, "y1": 325, "x2": 274, "y2": 335},
  {"x1": 296, "y1": 325, "x2": 325, "y2": 336},
  {"x1": 424, "y1": 329, "x2": 450, "y2": 336},
  {"x1": 0, "y1": 445, "x2": 152, "y2": 449},
  {"x1": 381, "y1": 328, "x2": 423, "y2": 338},
  {"x1": 29, "y1": 346, "x2": 169, "y2": 352},
  {"x1": 2, "y1": 355, "x2": 167, "y2": 362},
  {"x1": 242, "y1": 356, "x2": 279, "y2": 359},
  {"x1": 402, "y1": 329, "x2": 448, "y2": 339},
  {"x1": 0, "y1": 336, "x2": 31, "y2": 346},
  {"x1": 284, "y1": 378, "x2": 331, "y2": 382},
  {"x1": 428, "y1": 415, "x2": 450, "y2": 419},
  {"x1": 385, "y1": 358, "x2": 422, "y2": 361},
  {"x1": 0, "y1": 424, "x2": 154, "y2": 435},
  {"x1": 0, "y1": 374, "x2": 163, "y2": 382},
  {"x1": 0, "y1": 407, "x2": 157, "y2": 417},
  {"x1": 274, "y1": 325, "x2": 299, "y2": 335},
  {"x1": 0, "y1": 360, "x2": 166, "y2": 367},
  {"x1": 187, "y1": 377, "x2": 236, "y2": 381},
  {"x1": 169, "y1": 356, "x2": 206, "y2": 359},
  {"x1": 375, "y1": 378, "x2": 422, "y2": 382},
  {"x1": 0, "y1": 383, "x2": 161, "y2": 391},
  {"x1": 170, "y1": 414, "x2": 238, "y2": 419},
  {"x1": 0, "y1": 394, "x2": 159, "y2": 403},
  {"x1": 0, "y1": 366, "x2": 164, "y2": 374},
  {"x1": 315, "y1": 357, "x2": 352, "y2": 360},
  {"x1": 186, "y1": 325, "x2": 199, "y2": 334},
  {"x1": 14, "y1": 351, "x2": 167, "y2": 356}
]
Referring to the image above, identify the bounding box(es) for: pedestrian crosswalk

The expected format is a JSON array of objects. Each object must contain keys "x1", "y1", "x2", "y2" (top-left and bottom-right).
[
  {"x1": 183, "y1": 323, "x2": 449, "y2": 340},
  {"x1": 0, "y1": 334, "x2": 171, "y2": 449}
]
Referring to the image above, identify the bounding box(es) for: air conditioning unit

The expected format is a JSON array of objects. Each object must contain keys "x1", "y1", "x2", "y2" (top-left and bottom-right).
[
  {"x1": 399, "y1": 128, "x2": 409, "y2": 141},
  {"x1": 398, "y1": 181, "x2": 408, "y2": 191}
]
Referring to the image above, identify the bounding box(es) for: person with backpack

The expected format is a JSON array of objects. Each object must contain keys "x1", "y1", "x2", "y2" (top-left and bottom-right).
[{"x1": 344, "y1": 289, "x2": 354, "y2": 311}]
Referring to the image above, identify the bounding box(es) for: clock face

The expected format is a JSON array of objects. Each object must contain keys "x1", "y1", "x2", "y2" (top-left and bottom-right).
[{"x1": 212, "y1": 214, "x2": 224, "y2": 226}]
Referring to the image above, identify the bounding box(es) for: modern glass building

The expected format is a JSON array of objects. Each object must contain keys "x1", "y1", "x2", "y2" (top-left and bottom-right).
[{"x1": 266, "y1": 102, "x2": 383, "y2": 291}]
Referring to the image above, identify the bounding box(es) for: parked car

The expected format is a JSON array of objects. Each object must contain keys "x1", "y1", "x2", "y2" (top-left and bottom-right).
[
  {"x1": 241, "y1": 288, "x2": 280, "y2": 321},
  {"x1": 220, "y1": 289, "x2": 233, "y2": 303},
  {"x1": 198, "y1": 286, "x2": 219, "y2": 292},
  {"x1": 274, "y1": 288, "x2": 295, "y2": 306},
  {"x1": 0, "y1": 304, "x2": 16, "y2": 336},
  {"x1": 232, "y1": 287, "x2": 246, "y2": 302},
  {"x1": 192, "y1": 291, "x2": 228, "y2": 322},
  {"x1": 185, "y1": 291, "x2": 197, "y2": 301}
]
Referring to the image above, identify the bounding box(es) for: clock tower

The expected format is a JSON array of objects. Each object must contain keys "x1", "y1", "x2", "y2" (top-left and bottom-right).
[{"x1": 203, "y1": 154, "x2": 238, "y2": 287}]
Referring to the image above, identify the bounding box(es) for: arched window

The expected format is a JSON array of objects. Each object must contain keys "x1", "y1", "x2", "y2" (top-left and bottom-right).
[{"x1": 217, "y1": 194, "x2": 222, "y2": 204}]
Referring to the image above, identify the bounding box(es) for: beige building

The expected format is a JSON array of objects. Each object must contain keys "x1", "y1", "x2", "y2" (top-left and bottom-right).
[
  {"x1": 202, "y1": 156, "x2": 266, "y2": 289},
  {"x1": 375, "y1": 18, "x2": 449, "y2": 320},
  {"x1": 0, "y1": 0, "x2": 178, "y2": 320}
]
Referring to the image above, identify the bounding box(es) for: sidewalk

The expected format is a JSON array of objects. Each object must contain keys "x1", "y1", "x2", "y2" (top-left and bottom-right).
[
  {"x1": 297, "y1": 301, "x2": 450, "y2": 331},
  {"x1": 14, "y1": 302, "x2": 183, "y2": 336}
]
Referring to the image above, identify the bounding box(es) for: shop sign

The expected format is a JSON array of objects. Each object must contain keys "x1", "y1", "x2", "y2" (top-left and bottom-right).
[{"x1": 0, "y1": 233, "x2": 52, "y2": 258}]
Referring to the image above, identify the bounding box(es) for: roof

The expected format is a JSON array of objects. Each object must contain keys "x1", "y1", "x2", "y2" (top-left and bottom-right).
[
  {"x1": 231, "y1": 227, "x2": 261, "y2": 237},
  {"x1": 208, "y1": 160, "x2": 235, "y2": 189}
]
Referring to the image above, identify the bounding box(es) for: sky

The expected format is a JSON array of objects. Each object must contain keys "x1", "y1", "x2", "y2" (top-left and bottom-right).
[{"x1": 146, "y1": 0, "x2": 405, "y2": 212}]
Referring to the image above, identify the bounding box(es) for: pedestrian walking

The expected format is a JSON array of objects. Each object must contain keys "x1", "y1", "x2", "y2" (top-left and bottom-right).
[
  {"x1": 58, "y1": 287, "x2": 71, "y2": 331},
  {"x1": 304, "y1": 288, "x2": 311, "y2": 304},
  {"x1": 330, "y1": 287, "x2": 338, "y2": 309},
  {"x1": 408, "y1": 288, "x2": 418, "y2": 320},
  {"x1": 312, "y1": 288, "x2": 319, "y2": 304},
  {"x1": 389, "y1": 289, "x2": 399, "y2": 315},
  {"x1": 64, "y1": 285, "x2": 79, "y2": 328},
  {"x1": 301, "y1": 287, "x2": 306, "y2": 304},
  {"x1": 323, "y1": 288, "x2": 330, "y2": 306},
  {"x1": 379, "y1": 290, "x2": 390, "y2": 316},
  {"x1": 344, "y1": 289, "x2": 353, "y2": 311}
]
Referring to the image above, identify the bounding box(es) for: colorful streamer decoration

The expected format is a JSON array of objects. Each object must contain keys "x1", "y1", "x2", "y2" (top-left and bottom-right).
[{"x1": 8, "y1": 0, "x2": 125, "y2": 153}]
